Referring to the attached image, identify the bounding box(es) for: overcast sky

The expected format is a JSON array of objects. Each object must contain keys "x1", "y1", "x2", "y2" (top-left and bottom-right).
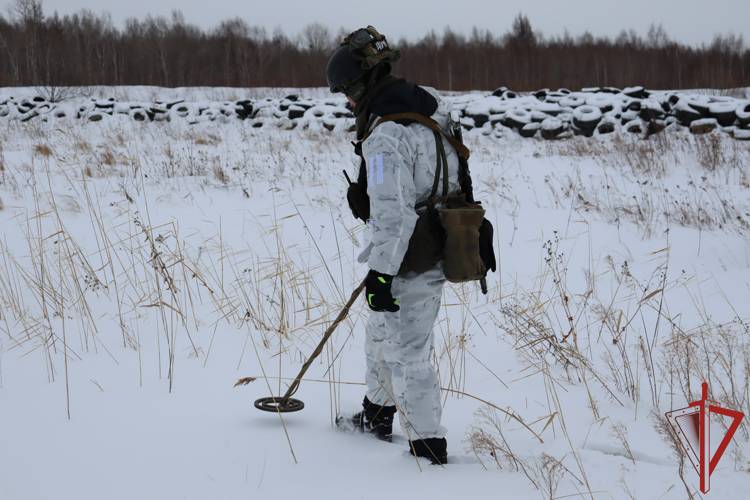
[{"x1": 13, "y1": 0, "x2": 750, "y2": 46}]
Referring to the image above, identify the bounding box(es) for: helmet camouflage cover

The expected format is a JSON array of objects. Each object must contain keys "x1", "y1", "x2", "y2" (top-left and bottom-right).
[
  {"x1": 343, "y1": 26, "x2": 400, "y2": 71},
  {"x1": 326, "y1": 26, "x2": 400, "y2": 96}
]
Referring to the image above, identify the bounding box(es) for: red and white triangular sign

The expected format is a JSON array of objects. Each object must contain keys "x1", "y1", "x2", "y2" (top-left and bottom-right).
[
  {"x1": 665, "y1": 382, "x2": 744, "y2": 494},
  {"x1": 665, "y1": 405, "x2": 701, "y2": 474}
]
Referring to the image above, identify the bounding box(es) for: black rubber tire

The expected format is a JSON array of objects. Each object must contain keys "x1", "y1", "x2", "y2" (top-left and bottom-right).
[
  {"x1": 737, "y1": 103, "x2": 750, "y2": 127},
  {"x1": 492, "y1": 86, "x2": 509, "y2": 97},
  {"x1": 624, "y1": 120, "x2": 644, "y2": 134},
  {"x1": 235, "y1": 100, "x2": 253, "y2": 120},
  {"x1": 20, "y1": 109, "x2": 38, "y2": 122},
  {"x1": 541, "y1": 117, "x2": 565, "y2": 140},
  {"x1": 597, "y1": 121, "x2": 616, "y2": 135},
  {"x1": 687, "y1": 99, "x2": 710, "y2": 116},
  {"x1": 519, "y1": 122, "x2": 541, "y2": 138},
  {"x1": 646, "y1": 120, "x2": 667, "y2": 137},
  {"x1": 573, "y1": 105, "x2": 603, "y2": 131},
  {"x1": 503, "y1": 108, "x2": 531, "y2": 129},
  {"x1": 466, "y1": 113, "x2": 489, "y2": 128},
  {"x1": 709, "y1": 102, "x2": 738, "y2": 126},
  {"x1": 560, "y1": 95, "x2": 585, "y2": 108},
  {"x1": 623, "y1": 86, "x2": 649, "y2": 99},
  {"x1": 673, "y1": 102, "x2": 702, "y2": 126},
  {"x1": 625, "y1": 100, "x2": 642, "y2": 112},
  {"x1": 572, "y1": 125, "x2": 594, "y2": 137},
  {"x1": 174, "y1": 105, "x2": 190, "y2": 118},
  {"x1": 639, "y1": 108, "x2": 665, "y2": 122},
  {"x1": 288, "y1": 107, "x2": 306, "y2": 120}
]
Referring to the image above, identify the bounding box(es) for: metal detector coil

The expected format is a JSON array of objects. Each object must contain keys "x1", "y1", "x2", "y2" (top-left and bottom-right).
[
  {"x1": 254, "y1": 396, "x2": 305, "y2": 413},
  {"x1": 253, "y1": 279, "x2": 366, "y2": 414}
]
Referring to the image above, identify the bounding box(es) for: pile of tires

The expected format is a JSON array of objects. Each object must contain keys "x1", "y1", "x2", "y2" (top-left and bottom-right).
[{"x1": 1, "y1": 87, "x2": 749, "y2": 142}]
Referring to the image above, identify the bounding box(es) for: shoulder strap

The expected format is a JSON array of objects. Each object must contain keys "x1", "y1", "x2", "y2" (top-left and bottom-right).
[
  {"x1": 364, "y1": 112, "x2": 471, "y2": 161},
  {"x1": 361, "y1": 110, "x2": 467, "y2": 210},
  {"x1": 414, "y1": 129, "x2": 450, "y2": 210},
  {"x1": 434, "y1": 130, "x2": 449, "y2": 200}
]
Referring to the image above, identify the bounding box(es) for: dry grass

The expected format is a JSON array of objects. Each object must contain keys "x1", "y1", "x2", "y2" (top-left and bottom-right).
[
  {"x1": 213, "y1": 163, "x2": 229, "y2": 185},
  {"x1": 100, "y1": 148, "x2": 116, "y2": 166},
  {"x1": 467, "y1": 228, "x2": 749, "y2": 495},
  {"x1": 194, "y1": 133, "x2": 222, "y2": 146},
  {"x1": 0, "y1": 139, "x2": 347, "y2": 406},
  {"x1": 33, "y1": 143, "x2": 53, "y2": 158},
  {"x1": 541, "y1": 131, "x2": 750, "y2": 237},
  {"x1": 544, "y1": 130, "x2": 747, "y2": 177},
  {"x1": 74, "y1": 139, "x2": 92, "y2": 153},
  {"x1": 1, "y1": 116, "x2": 747, "y2": 492}
]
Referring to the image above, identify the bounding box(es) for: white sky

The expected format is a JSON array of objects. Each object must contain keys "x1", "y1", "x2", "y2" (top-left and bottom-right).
[{"x1": 10, "y1": 0, "x2": 750, "y2": 46}]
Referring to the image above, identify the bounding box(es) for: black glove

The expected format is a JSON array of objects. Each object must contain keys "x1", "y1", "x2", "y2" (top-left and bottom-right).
[{"x1": 365, "y1": 270, "x2": 400, "y2": 312}]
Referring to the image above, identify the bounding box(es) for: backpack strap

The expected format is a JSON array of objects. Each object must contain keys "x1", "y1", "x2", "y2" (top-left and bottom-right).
[
  {"x1": 413, "y1": 129, "x2": 449, "y2": 211},
  {"x1": 434, "y1": 130, "x2": 450, "y2": 200},
  {"x1": 360, "y1": 110, "x2": 469, "y2": 211},
  {"x1": 363, "y1": 112, "x2": 471, "y2": 160}
]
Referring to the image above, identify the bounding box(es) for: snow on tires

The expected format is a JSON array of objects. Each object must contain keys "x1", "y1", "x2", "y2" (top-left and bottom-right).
[{"x1": 1, "y1": 86, "x2": 749, "y2": 141}]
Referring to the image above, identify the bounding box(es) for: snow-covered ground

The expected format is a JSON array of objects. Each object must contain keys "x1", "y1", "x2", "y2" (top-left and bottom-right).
[{"x1": 0, "y1": 88, "x2": 749, "y2": 500}]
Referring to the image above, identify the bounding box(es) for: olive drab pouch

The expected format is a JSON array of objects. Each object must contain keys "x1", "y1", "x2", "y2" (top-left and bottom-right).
[
  {"x1": 398, "y1": 203, "x2": 445, "y2": 275},
  {"x1": 438, "y1": 194, "x2": 487, "y2": 283},
  {"x1": 430, "y1": 134, "x2": 486, "y2": 284}
]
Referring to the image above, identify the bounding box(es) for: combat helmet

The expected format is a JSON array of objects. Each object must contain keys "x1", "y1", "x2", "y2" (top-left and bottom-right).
[{"x1": 326, "y1": 26, "x2": 400, "y2": 101}]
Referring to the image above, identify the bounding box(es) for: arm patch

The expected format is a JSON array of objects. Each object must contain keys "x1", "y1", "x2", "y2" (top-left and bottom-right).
[{"x1": 369, "y1": 153, "x2": 385, "y2": 185}]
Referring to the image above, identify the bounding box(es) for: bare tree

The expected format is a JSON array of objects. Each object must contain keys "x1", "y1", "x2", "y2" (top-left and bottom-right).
[
  {"x1": 0, "y1": 7, "x2": 747, "y2": 91},
  {"x1": 299, "y1": 22, "x2": 333, "y2": 53}
]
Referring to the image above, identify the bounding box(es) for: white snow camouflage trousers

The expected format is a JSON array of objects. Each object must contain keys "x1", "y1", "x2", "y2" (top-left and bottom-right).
[
  {"x1": 357, "y1": 87, "x2": 459, "y2": 439},
  {"x1": 364, "y1": 264, "x2": 447, "y2": 439}
]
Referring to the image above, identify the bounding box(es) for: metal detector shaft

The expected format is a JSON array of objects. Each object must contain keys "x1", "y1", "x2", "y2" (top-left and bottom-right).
[{"x1": 279, "y1": 278, "x2": 366, "y2": 402}]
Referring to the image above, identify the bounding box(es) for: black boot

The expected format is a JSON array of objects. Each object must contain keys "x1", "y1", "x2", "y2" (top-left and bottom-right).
[
  {"x1": 409, "y1": 438, "x2": 448, "y2": 465},
  {"x1": 351, "y1": 397, "x2": 397, "y2": 442}
]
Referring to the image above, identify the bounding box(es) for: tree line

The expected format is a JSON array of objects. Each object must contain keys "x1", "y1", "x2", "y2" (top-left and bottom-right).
[{"x1": 1, "y1": 0, "x2": 748, "y2": 93}]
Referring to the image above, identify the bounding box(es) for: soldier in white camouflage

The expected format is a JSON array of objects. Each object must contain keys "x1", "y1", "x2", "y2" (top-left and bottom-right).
[{"x1": 327, "y1": 26, "x2": 461, "y2": 465}]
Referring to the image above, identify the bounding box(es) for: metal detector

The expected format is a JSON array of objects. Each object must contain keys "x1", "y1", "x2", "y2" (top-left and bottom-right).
[{"x1": 253, "y1": 279, "x2": 366, "y2": 413}]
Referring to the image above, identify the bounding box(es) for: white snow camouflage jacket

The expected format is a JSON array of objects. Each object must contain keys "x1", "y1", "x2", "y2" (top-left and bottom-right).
[{"x1": 357, "y1": 87, "x2": 461, "y2": 276}]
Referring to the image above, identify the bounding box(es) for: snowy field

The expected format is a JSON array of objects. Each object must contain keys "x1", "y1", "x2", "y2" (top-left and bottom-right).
[{"x1": 0, "y1": 87, "x2": 749, "y2": 500}]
